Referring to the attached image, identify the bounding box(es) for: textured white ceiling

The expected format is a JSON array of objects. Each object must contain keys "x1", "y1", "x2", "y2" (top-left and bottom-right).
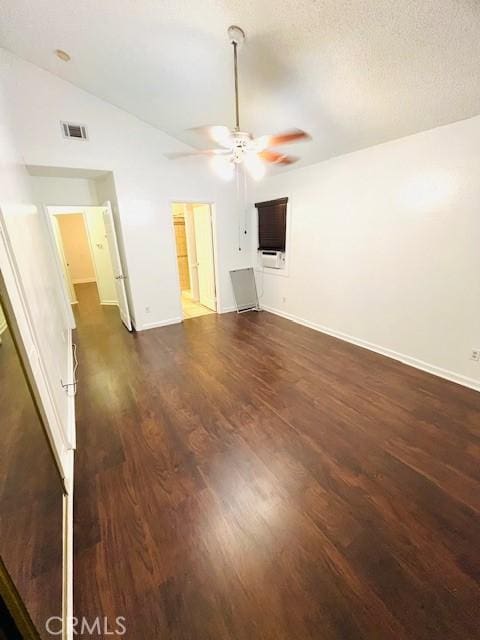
[{"x1": 2, "y1": 0, "x2": 480, "y2": 168}]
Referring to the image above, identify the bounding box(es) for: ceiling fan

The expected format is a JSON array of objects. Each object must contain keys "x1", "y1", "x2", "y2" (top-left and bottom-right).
[{"x1": 168, "y1": 25, "x2": 311, "y2": 180}]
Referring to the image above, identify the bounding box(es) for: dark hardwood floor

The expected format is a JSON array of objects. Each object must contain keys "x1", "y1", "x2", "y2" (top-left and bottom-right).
[{"x1": 73, "y1": 282, "x2": 480, "y2": 639}]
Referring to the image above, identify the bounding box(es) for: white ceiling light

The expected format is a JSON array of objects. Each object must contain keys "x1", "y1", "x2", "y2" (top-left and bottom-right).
[{"x1": 169, "y1": 26, "x2": 311, "y2": 180}]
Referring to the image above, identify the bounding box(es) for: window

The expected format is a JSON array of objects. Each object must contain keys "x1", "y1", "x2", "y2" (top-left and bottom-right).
[{"x1": 255, "y1": 197, "x2": 288, "y2": 251}]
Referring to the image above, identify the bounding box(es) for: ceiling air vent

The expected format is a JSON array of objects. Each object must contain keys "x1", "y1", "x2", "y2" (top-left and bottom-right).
[{"x1": 61, "y1": 121, "x2": 88, "y2": 140}]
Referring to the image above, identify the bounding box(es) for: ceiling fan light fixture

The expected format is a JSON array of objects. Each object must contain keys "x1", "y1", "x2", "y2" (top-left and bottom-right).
[{"x1": 169, "y1": 26, "x2": 310, "y2": 178}]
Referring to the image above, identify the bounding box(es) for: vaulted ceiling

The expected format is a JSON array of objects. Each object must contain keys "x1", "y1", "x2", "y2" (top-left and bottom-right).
[{"x1": 2, "y1": 0, "x2": 480, "y2": 169}]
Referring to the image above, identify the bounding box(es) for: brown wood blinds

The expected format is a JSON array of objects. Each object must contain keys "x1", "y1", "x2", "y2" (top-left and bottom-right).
[{"x1": 255, "y1": 197, "x2": 288, "y2": 251}]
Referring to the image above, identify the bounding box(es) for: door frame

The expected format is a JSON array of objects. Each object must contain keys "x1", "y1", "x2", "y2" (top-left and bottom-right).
[
  {"x1": 169, "y1": 200, "x2": 221, "y2": 318},
  {"x1": 43, "y1": 205, "x2": 92, "y2": 329},
  {"x1": 101, "y1": 200, "x2": 132, "y2": 331},
  {"x1": 44, "y1": 204, "x2": 126, "y2": 318}
]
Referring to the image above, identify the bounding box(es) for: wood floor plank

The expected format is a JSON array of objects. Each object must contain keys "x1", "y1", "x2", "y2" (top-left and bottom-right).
[{"x1": 73, "y1": 283, "x2": 480, "y2": 639}]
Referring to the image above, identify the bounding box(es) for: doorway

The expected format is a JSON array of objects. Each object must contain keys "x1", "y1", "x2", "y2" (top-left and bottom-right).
[
  {"x1": 47, "y1": 204, "x2": 132, "y2": 330},
  {"x1": 172, "y1": 202, "x2": 217, "y2": 320},
  {"x1": 54, "y1": 212, "x2": 97, "y2": 304}
]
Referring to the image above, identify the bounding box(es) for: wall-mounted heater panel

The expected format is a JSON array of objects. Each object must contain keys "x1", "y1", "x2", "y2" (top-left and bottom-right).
[
  {"x1": 61, "y1": 121, "x2": 88, "y2": 140},
  {"x1": 230, "y1": 268, "x2": 259, "y2": 312},
  {"x1": 260, "y1": 250, "x2": 283, "y2": 269}
]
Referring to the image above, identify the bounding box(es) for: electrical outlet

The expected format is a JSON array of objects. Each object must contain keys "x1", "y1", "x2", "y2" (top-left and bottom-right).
[
  {"x1": 282, "y1": 297, "x2": 287, "y2": 303},
  {"x1": 471, "y1": 349, "x2": 480, "y2": 362},
  {"x1": 145, "y1": 306, "x2": 151, "y2": 314}
]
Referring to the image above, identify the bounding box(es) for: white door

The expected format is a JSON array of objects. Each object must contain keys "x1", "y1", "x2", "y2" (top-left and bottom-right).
[
  {"x1": 102, "y1": 201, "x2": 132, "y2": 331},
  {"x1": 193, "y1": 204, "x2": 216, "y2": 311}
]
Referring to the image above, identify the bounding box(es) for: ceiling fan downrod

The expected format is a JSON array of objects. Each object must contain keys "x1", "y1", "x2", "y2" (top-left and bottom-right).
[
  {"x1": 233, "y1": 41, "x2": 240, "y2": 130},
  {"x1": 228, "y1": 25, "x2": 246, "y2": 132}
]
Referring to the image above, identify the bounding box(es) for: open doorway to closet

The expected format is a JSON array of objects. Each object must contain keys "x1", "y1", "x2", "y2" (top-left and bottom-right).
[
  {"x1": 47, "y1": 204, "x2": 132, "y2": 330},
  {"x1": 172, "y1": 202, "x2": 217, "y2": 319}
]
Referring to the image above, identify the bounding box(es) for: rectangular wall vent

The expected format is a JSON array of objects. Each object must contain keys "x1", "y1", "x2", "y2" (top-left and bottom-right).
[{"x1": 61, "y1": 121, "x2": 88, "y2": 140}]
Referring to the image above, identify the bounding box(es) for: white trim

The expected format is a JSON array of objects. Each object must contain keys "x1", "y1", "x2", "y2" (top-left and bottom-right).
[
  {"x1": 100, "y1": 300, "x2": 118, "y2": 306},
  {"x1": 72, "y1": 277, "x2": 96, "y2": 284},
  {"x1": 66, "y1": 330, "x2": 76, "y2": 450},
  {"x1": 62, "y1": 450, "x2": 74, "y2": 640},
  {"x1": 262, "y1": 305, "x2": 480, "y2": 393},
  {"x1": 140, "y1": 316, "x2": 182, "y2": 331},
  {"x1": 102, "y1": 201, "x2": 133, "y2": 331},
  {"x1": 0, "y1": 316, "x2": 7, "y2": 335}
]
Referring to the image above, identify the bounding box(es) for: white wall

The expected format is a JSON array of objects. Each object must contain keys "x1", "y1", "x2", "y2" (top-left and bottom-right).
[
  {"x1": 30, "y1": 175, "x2": 100, "y2": 207},
  {"x1": 0, "y1": 49, "x2": 72, "y2": 473},
  {"x1": 253, "y1": 116, "x2": 480, "y2": 389},
  {"x1": 1, "y1": 48, "x2": 249, "y2": 330}
]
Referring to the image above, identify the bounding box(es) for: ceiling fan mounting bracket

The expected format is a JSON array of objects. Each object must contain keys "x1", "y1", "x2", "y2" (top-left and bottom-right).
[{"x1": 227, "y1": 25, "x2": 246, "y2": 47}]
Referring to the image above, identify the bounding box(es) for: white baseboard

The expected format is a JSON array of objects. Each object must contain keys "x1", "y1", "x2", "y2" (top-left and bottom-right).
[
  {"x1": 0, "y1": 317, "x2": 7, "y2": 335},
  {"x1": 100, "y1": 300, "x2": 118, "y2": 306},
  {"x1": 262, "y1": 305, "x2": 480, "y2": 393},
  {"x1": 140, "y1": 316, "x2": 182, "y2": 331},
  {"x1": 220, "y1": 305, "x2": 237, "y2": 314},
  {"x1": 72, "y1": 277, "x2": 96, "y2": 284}
]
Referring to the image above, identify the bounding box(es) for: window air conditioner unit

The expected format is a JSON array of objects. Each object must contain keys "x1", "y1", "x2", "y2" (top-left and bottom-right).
[{"x1": 260, "y1": 250, "x2": 283, "y2": 269}]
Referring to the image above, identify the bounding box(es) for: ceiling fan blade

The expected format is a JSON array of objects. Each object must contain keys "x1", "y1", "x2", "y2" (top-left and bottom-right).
[
  {"x1": 166, "y1": 149, "x2": 231, "y2": 159},
  {"x1": 189, "y1": 125, "x2": 234, "y2": 148},
  {"x1": 259, "y1": 150, "x2": 298, "y2": 165},
  {"x1": 254, "y1": 129, "x2": 310, "y2": 150}
]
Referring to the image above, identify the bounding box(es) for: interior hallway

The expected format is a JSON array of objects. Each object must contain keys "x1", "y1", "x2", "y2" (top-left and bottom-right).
[{"x1": 72, "y1": 283, "x2": 480, "y2": 640}]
